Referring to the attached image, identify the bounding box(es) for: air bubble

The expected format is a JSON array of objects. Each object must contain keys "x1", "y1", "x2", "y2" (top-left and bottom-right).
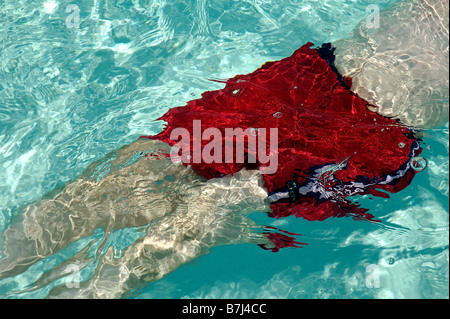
[
  {"x1": 411, "y1": 157, "x2": 427, "y2": 172},
  {"x1": 273, "y1": 112, "x2": 282, "y2": 118},
  {"x1": 387, "y1": 257, "x2": 395, "y2": 265},
  {"x1": 250, "y1": 128, "x2": 258, "y2": 136},
  {"x1": 398, "y1": 142, "x2": 405, "y2": 148}
]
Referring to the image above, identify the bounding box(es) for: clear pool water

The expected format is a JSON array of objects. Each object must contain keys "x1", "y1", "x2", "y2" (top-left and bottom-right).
[{"x1": 0, "y1": 0, "x2": 448, "y2": 299}]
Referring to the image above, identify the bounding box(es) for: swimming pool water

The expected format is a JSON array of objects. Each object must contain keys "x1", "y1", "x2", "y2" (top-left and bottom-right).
[{"x1": 0, "y1": 0, "x2": 448, "y2": 299}]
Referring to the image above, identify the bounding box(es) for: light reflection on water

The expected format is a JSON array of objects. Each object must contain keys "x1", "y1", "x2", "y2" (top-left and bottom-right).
[{"x1": 0, "y1": 0, "x2": 448, "y2": 298}]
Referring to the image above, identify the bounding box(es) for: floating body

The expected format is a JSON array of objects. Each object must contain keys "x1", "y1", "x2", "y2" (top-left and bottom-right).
[{"x1": 141, "y1": 42, "x2": 422, "y2": 222}]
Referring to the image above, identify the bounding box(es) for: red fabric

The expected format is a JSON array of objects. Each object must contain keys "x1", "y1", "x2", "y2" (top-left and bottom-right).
[
  {"x1": 140, "y1": 42, "x2": 419, "y2": 225},
  {"x1": 258, "y1": 227, "x2": 307, "y2": 252}
]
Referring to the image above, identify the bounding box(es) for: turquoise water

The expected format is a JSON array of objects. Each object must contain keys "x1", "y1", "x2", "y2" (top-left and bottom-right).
[{"x1": 0, "y1": 0, "x2": 448, "y2": 299}]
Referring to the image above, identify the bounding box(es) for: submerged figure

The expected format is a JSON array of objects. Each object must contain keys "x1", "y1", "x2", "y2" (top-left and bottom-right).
[
  {"x1": 0, "y1": 0, "x2": 447, "y2": 298},
  {"x1": 0, "y1": 139, "x2": 278, "y2": 298}
]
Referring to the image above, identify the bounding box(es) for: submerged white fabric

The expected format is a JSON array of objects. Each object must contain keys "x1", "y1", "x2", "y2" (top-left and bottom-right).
[{"x1": 335, "y1": 0, "x2": 449, "y2": 128}]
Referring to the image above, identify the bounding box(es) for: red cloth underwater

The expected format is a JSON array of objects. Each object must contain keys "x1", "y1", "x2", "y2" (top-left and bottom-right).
[{"x1": 140, "y1": 42, "x2": 422, "y2": 226}]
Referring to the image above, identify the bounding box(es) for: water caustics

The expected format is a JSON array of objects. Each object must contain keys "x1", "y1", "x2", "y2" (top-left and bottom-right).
[{"x1": 141, "y1": 42, "x2": 423, "y2": 225}]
